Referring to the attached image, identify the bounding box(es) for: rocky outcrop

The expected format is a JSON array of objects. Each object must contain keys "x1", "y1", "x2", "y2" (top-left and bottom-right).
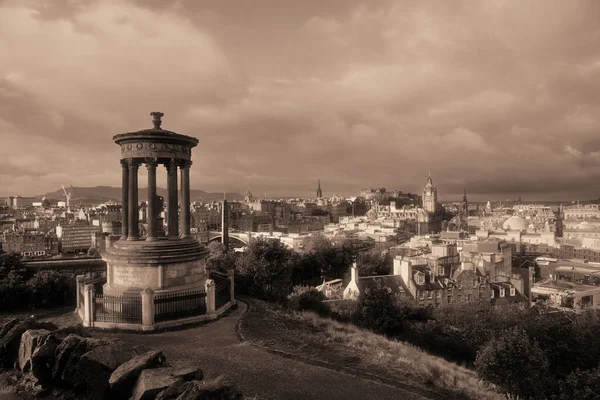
[
  {"x1": 18, "y1": 329, "x2": 52, "y2": 371},
  {"x1": 127, "y1": 366, "x2": 204, "y2": 400},
  {"x1": 130, "y1": 368, "x2": 185, "y2": 400},
  {"x1": 156, "y1": 375, "x2": 243, "y2": 400},
  {"x1": 52, "y1": 334, "x2": 84, "y2": 381},
  {"x1": 108, "y1": 349, "x2": 169, "y2": 397},
  {"x1": 0, "y1": 318, "x2": 243, "y2": 400},
  {"x1": 0, "y1": 318, "x2": 57, "y2": 369},
  {"x1": 30, "y1": 333, "x2": 62, "y2": 385}
]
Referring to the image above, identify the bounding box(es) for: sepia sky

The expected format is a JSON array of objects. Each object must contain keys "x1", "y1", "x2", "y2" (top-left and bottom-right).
[{"x1": 1, "y1": 0, "x2": 600, "y2": 201}]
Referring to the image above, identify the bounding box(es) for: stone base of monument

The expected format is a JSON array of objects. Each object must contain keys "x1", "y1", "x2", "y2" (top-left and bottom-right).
[{"x1": 76, "y1": 237, "x2": 235, "y2": 331}]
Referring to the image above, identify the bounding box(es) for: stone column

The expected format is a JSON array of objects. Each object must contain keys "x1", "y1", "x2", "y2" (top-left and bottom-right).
[
  {"x1": 75, "y1": 275, "x2": 85, "y2": 312},
  {"x1": 166, "y1": 159, "x2": 179, "y2": 237},
  {"x1": 146, "y1": 158, "x2": 158, "y2": 241},
  {"x1": 141, "y1": 287, "x2": 155, "y2": 330},
  {"x1": 205, "y1": 279, "x2": 216, "y2": 315},
  {"x1": 120, "y1": 160, "x2": 129, "y2": 239},
  {"x1": 83, "y1": 284, "x2": 95, "y2": 328},
  {"x1": 180, "y1": 160, "x2": 192, "y2": 238},
  {"x1": 128, "y1": 159, "x2": 140, "y2": 240}
]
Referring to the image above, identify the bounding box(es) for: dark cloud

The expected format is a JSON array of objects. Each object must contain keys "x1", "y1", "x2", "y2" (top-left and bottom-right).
[{"x1": 1, "y1": 0, "x2": 600, "y2": 200}]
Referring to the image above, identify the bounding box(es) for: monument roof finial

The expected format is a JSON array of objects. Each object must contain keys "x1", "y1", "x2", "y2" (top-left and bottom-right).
[{"x1": 150, "y1": 111, "x2": 164, "y2": 129}]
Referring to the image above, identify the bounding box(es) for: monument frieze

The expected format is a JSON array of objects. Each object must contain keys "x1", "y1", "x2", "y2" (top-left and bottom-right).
[{"x1": 120, "y1": 141, "x2": 192, "y2": 160}]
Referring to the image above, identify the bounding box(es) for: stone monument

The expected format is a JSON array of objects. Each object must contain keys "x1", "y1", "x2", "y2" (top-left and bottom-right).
[{"x1": 101, "y1": 112, "x2": 208, "y2": 297}]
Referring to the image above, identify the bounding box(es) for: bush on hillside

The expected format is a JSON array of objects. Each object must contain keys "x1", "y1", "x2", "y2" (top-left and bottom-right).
[
  {"x1": 558, "y1": 367, "x2": 600, "y2": 400},
  {"x1": 352, "y1": 280, "x2": 403, "y2": 336},
  {"x1": 27, "y1": 270, "x2": 75, "y2": 307},
  {"x1": 287, "y1": 286, "x2": 331, "y2": 316},
  {"x1": 475, "y1": 327, "x2": 550, "y2": 399}
]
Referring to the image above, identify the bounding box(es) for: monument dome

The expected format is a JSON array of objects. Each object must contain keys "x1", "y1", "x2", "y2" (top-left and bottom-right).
[{"x1": 502, "y1": 215, "x2": 528, "y2": 231}]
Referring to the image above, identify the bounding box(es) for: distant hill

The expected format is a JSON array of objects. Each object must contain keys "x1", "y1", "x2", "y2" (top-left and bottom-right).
[{"x1": 42, "y1": 186, "x2": 244, "y2": 204}]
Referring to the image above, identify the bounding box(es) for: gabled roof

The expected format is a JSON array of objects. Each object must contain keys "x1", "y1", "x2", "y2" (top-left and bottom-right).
[{"x1": 357, "y1": 275, "x2": 408, "y2": 295}]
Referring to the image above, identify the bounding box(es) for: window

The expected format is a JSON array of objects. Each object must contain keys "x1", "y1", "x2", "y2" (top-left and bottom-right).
[
  {"x1": 510, "y1": 287, "x2": 515, "y2": 296},
  {"x1": 457, "y1": 294, "x2": 463, "y2": 302},
  {"x1": 479, "y1": 292, "x2": 483, "y2": 300},
  {"x1": 500, "y1": 288, "x2": 505, "y2": 297},
  {"x1": 419, "y1": 291, "x2": 425, "y2": 300},
  {"x1": 436, "y1": 290, "x2": 441, "y2": 298},
  {"x1": 490, "y1": 289, "x2": 495, "y2": 298},
  {"x1": 438, "y1": 267, "x2": 444, "y2": 275},
  {"x1": 447, "y1": 285, "x2": 453, "y2": 292},
  {"x1": 473, "y1": 279, "x2": 478, "y2": 288},
  {"x1": 467, "y1": 294, "x2": 472, "y2": 302},
  {"x1": 427, "y1": 291, "x2": 433, "y2": 299},
  {"x1": 457, "y1": 282, "x2": 463, "y2": 289},
  {"x1": 447, "y1": 296, "x2": 452, "y2": 304}
]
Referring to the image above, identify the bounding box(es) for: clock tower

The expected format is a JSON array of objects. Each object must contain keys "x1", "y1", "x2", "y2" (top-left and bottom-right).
[{"x1": 422, "y1": 172, "x2": 437, "y2": 214}]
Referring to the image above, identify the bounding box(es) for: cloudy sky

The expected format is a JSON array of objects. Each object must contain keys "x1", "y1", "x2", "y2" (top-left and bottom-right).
[{"x1": 1, "y1": 0, "x2": 600, "y2": 201}]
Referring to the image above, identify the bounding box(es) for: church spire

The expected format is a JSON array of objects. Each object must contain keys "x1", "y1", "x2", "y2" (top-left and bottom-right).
[{"x1": 316, "y1": 178, "x2": 323, "y2": 199}]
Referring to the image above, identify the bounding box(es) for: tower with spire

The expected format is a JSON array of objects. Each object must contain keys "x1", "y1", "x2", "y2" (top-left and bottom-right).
[
  {"x1": 422, "y1": 171, "x2": 438, "y2": 214},
  {"x1": 462, "y1": 188, "x2": 468, "y2": 216},
  {"x1": 316, "y1": 178, "x2": 323, "y2": 199}
]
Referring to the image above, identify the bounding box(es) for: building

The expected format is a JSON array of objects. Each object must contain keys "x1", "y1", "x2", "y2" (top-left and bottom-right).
[
  {"x1": 56, "y1": 221, "x2": 101, "y2": 254},
  {"x1": 1, "y1": 232, "x2": 59, "y2": 257},
  {"x1": 342, "y1": 238, "x2": 529, "y2": 308},
  {"x1": 422, "y1": 174, "x2": 438, "y2": 214},
  {"x1": 7, "y1": 196, "x2": 38, "y2": 209}
]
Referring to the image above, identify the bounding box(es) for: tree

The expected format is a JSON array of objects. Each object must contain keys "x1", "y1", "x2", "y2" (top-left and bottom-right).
[
  {"x1": 558, "y1": 367, "x2": 600, "y2": 400},
  {"x1": 236, "y1": 238, "x2": 296, "y2": 302},
  {"x1": 0, "y1": 252, "x2": 26, "y2": 279},
  {"x1": 357, "y1": 250, "x2": 391, "y2": 276},
  {"x1": 352, "y1": 279, "x2": 403, "y2": 336},
  {"x1": 87, "y1": 247, "x2": 99, "y2": 257},
  {"x1": 476, "y1": 327, "x2": 550, "y2": 399}
]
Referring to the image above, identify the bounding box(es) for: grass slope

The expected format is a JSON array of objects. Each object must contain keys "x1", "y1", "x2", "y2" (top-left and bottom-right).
[{"x1": 241, "y1": 299, "x2": 504, "y2": 400}]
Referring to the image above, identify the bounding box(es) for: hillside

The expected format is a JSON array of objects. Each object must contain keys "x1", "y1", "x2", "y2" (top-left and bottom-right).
[
  {"x1": 41, "y1": 186, "x2": 244, "y2": 204},
  {"x1": 240, "y1": 299, "x2": 503, "y2": 400}
]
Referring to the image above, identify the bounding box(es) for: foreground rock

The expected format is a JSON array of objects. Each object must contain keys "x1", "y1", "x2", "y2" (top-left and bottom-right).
[
  {"x1": 62, "y1": 339, "x2": 149, "y2": 399},
  {"x1": 129, "y1": 366, "x2": 204, "y2": 400},
  {"x1": 52, "y1": 334, "x2": 84, "y2": 381},
  {"x1": 109, "y1": 350, "x2": 169, "y2": 397},
  {"x1": 130, "y1": 368, "x2": 185, "y2": 400},
  {"x1": 18, "y1": 329, "x2": 53, "y2": 371},
  {"x1": 60, "y1": 337, "x2": 108, "y2": 388},
  {"x1": 30, "y1": 333, "x2": 62, "y2": 385},
  {"x1": 0, "y1": 319, "x2": 57, "y2": 369},
  {"x1": 156, "y1": 375, "x2": 243, "y2": 400}
]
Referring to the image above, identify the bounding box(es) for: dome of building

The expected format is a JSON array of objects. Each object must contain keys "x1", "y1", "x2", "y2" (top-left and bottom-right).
[
  {"x1": 576, "y1": 221, "x2": 596, "y2": 231},
  {"x1": 502, "y1": 216, "x2": 528, "y2": 231}
]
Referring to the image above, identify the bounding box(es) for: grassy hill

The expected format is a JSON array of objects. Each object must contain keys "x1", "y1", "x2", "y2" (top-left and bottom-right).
[{"x1": 240, "y1": 299, "x2": 503, "y2": 400}]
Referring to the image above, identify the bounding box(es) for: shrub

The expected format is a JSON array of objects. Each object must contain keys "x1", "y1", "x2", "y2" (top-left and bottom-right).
[
  {"x1": 352, "y1": 279, "x2": 403, "y2": 336},
  {"x1": 476, "y1": 327, "x2": 549, "y2": 399},
  {"x1": 558, "y1": 367, "x2": 600, "y2": 400},
  {"x1": 287, "y1": 286, "x2": 331, "y2": 316},
  {"x1": 27, "y1": 270, "x2": 75, "y2": 307}
]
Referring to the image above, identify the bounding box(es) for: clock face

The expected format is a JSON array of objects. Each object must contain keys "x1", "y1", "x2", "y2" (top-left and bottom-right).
[{"x1": 426, "y1": 192, "x2": 431, "y2": 197}]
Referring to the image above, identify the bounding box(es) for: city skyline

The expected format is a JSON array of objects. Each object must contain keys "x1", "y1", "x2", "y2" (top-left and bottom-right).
[{"x1": 2, "y1": 0, "x2": 600, "y2": 200}]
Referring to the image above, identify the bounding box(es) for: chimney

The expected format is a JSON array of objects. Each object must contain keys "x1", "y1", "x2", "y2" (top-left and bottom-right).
[{"x1": 350, "y1": 261, "x2": 359, "y2": 284}]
